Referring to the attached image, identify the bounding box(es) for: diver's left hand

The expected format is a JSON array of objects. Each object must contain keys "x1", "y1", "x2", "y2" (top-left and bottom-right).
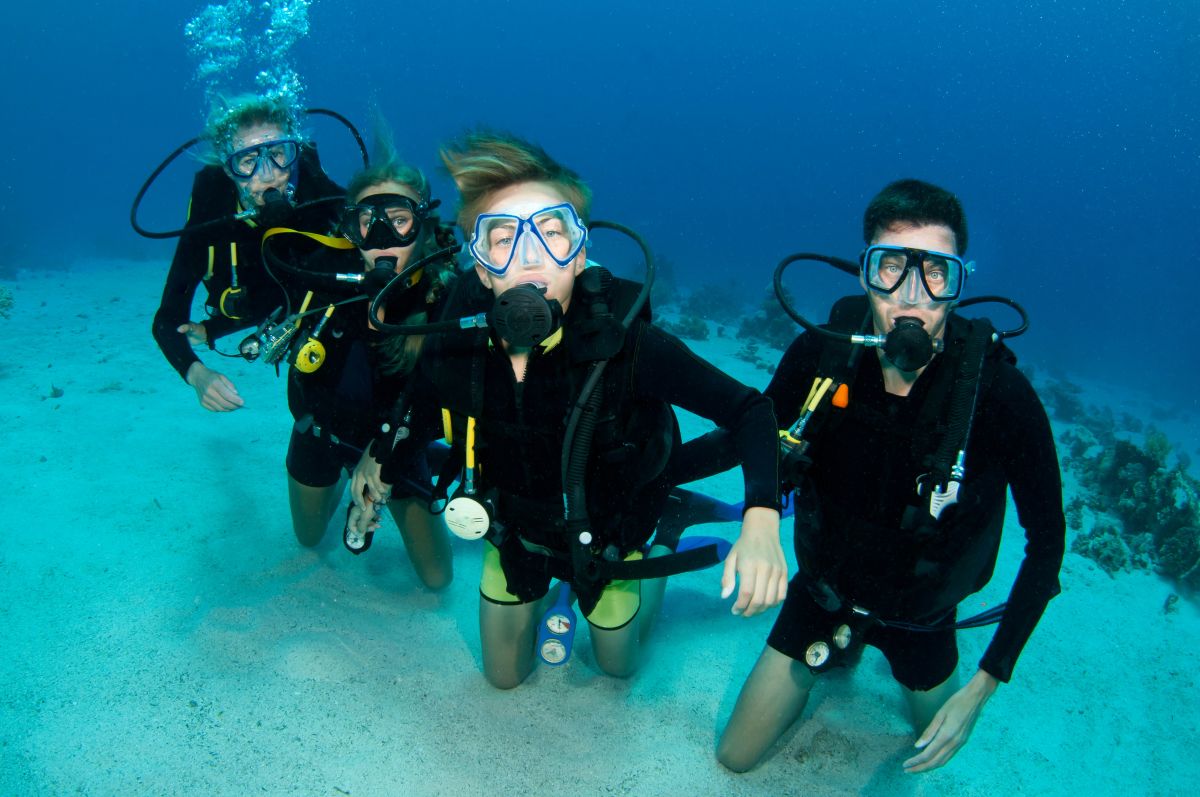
[
  {"x1": 177, "y1": 321, "x2": 208, "y2": 347},
  {"x1": 721, "y1": 506, "x2": 787, "y2": 617},
  {"x1": 904, "y1": 670, "x2": 999, "y2": 773}
]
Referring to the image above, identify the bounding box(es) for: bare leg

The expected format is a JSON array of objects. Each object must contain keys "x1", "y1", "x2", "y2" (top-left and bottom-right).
[
  {"x1": 901, "y1": 671, "x2": 960, "y2": 732},
  {"x1": 287, "y1": 474, "x2": 344, "y2": 547},
  {"x1": 589, "y1": 544, "x2": 671, "y2": 678},
  {"x1": 387, "y1": 497, "x2": 453, "y2": 590},
  {"x1": 479, "y1": 596, "x2": 541, "y2": 689},
  {"x1": 717, "y1": 646, "x2": 816, "y2": 772}
]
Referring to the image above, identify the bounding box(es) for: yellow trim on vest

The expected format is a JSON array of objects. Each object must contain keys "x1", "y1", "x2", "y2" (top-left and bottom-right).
[
  {"x1": 261, "y1": 226, "x2": 357, "y2": 250},
  {"x1": 442, "y1": 409, "x2": 453, "y2": 444},
  {"x1": 205, "y1": 246, "x2": 215, "y2": 281},
  {"x1": 538, "y1": 327, "x2": 564, "y2": 352},
  {"x1": 465, "y1": 416, "x2": 477, "y2": 471}
]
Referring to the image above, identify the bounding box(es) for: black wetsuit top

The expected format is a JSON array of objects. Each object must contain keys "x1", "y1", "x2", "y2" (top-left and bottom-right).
[
  {"x1": 151, "y1": 147, "x2": 342, "y2": 380},
  {"x1": 762, "y1": 329, "x2": 1064, "y2": 682},
  {"x1": 383, "y1": 277, "x2": 780, "y2": 553},
  {"x1": 283, "y1": 245, "x2": 424, "y2": 447}
]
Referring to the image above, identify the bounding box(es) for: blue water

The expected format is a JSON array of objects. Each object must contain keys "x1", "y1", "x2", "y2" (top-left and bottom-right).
[{"x1": 2, "y1": 0, "x2": 1195, "y2": 403}]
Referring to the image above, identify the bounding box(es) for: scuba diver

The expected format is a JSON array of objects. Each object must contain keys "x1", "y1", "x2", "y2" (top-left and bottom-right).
[
  {"x1": 351, "y1": 132, "x2": 788, "y2": 688},
  {"x1": 674, "y1": 179, "x2": 1065, "y2": 773},
  {"x1": 148, "y1": 94, "x2": 343, "y2": 411},
  {"x1": 253, "y1": 139, "x2": 456, "y2": 585}
]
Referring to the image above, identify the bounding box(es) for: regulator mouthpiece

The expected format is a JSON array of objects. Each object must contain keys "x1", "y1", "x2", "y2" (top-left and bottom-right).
[
  {"x1": 491, "y1": 284, "x2": 563, "y2": 347},
  {"x1": 364, "y1": 256, "x2": 399, "y2": 296},
  {"x1": 883, "y1": 318, "x2": 941, "y2": 372}
]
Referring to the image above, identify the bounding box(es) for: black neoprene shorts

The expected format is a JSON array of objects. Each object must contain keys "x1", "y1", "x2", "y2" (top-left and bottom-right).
[
  {"x1": 285, "y1": 423, "x2": 431, "y2": 500},
  {"x1": 767, "y1": 572, "x2": 959, "y2": 692}
]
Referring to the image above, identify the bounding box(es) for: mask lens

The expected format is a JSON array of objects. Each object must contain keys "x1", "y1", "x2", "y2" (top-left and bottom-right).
[
  {"x1": 470, "y1": 204, "x2": 587, "y2": 276},
  {"x1": 472, "y1": 215, "x2": 521, "y2": 275},
  {"x1": 866, "y1": 246, "x2": 963, "y2": 302},
  {"x1": 383, "y1": 203, "x2": 416, "y2": 239},
  {"x1": 532, "y1": 206, "x2": 585, "y2": 264},
  {"x1": 226, "y1": 139, "x2": 300, "y2": 178},
  {"x1": 921, "y1": 254, "x2": 961, "y2": 299},
  {"x1": 341, "y1": 194, "x2": 423, "y2": 249},
  {"x1": 868, "y1": 249, "x2": 910, "y2": 292}
]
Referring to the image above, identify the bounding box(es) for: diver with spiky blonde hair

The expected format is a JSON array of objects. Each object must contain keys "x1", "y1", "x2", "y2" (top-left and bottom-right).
[{"x1": 355, "y1": 131, "x2": 788, "y2": 686}]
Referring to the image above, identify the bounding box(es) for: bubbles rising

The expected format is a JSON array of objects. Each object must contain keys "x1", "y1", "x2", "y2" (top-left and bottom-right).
[{"x1": 184, "y1": 0, "x2": 312, "y2": 105}]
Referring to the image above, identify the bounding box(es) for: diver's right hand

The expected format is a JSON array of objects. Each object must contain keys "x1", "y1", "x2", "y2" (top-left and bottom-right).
[
  {"x1": 351, "y1": 448, "x2": 393, "y2": 511},
  {"x1": 185, "y1": 362, "x2": 245, "y2": 412}
]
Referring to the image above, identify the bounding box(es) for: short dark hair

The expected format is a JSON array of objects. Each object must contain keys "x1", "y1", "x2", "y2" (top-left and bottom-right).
[{"x1": 862, "y1": 179, "x2": 968, "y2": 254}]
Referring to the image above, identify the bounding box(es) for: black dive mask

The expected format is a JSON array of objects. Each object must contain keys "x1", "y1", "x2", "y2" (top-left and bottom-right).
[
  {"x1": 882, "y1": 318, "x2": 942, "y2": 372},
  {"x1": 491, "y1": 284, "x2": 564, "y2": 347},
  {"x1": 340, "y1": 194, "x2": 437, "y2": 251}
]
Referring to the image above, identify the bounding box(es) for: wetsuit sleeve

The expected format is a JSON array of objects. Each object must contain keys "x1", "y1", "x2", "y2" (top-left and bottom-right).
[
  {"x1": 151, "y1": 182, "x2": 210, "y2": 381},
  {"x1": 669, "y1": 331, "x2": 815, "y2": 487},
  {"x1": 632, "y1": 324, "x2": 780, "y2": 511},
  {"x1": 978, "y1": 365, "x2": 1066, "y2": 682}
]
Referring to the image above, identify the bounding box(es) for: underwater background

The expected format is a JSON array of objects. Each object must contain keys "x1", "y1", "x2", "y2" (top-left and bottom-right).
[
  {"x1": 1, "y1": 1, "x2": 1198, "y2": 795},
  {"x1": 3, "y1": 0, "x2": 1197, "y2": 401}
]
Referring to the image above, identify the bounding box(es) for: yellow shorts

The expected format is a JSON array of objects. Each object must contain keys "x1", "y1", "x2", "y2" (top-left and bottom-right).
[{"x1": 479, "y1": 541, "x2": 644, "y2": 630}]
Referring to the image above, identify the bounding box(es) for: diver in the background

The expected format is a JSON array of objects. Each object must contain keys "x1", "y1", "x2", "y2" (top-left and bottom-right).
[
  {"x1": 353, "y1": 132, "x2": 788, "y2": 688},
  {"x1": 261, "y1": 146, "x2": 455, "y2": 586},
  {"x1": 150, "y1": 94, "x2": 342, "y2": 411},
  {"x1": 677, "y1": 179, "x2": 1065, "y2": 772}
]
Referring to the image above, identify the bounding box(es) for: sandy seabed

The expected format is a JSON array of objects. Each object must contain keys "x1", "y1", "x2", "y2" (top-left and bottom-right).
[{"x1": 1, "y1": 260, "x2": 1196, "y2": 796}]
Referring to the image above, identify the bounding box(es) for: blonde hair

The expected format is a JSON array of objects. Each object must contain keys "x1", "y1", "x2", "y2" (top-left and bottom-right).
[
  {"x1": 202, "y1": 93, "x2": 304, "y2": 164},
  {"x1": 439, "y1": 131, "x2": 592, "y2": 235}
]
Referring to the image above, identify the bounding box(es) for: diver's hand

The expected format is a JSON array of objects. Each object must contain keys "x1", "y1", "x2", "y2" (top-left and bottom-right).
[
  {"x1": 185, "y1": 362, "x2": 244, "y2": 412},
  {"x1": 721, "y1": 506, "x2": 787, "y2": 617},
  {"x1": 177, "y1": 321, "x2": 208, "y2": 347},
  {"x1": 345, "y1": 499, "x2": 384, "y2": 541},
  {"x1": 351, "y1": 448, "x2": 393, "y2": 511},
  {"x1": 904, "y1": 670, "x2": 998, "y2": 773}
]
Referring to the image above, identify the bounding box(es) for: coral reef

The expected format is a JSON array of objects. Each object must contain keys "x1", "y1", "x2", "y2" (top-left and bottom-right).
[
  {"x1": 1070, "y1": 523, "x2": 1129, "y2": 576},
  {"x1": 0, "y1": 286, "x2": 12, "y2": 319},
  {"x1": 680, "y1": 281, "x2": 749, "y2": 328},
  {"x1": 1042, "y1": 378, "x2": 1085, "y2": 422},
  {"x1": 733, "y1": 341, "x2": 775, "y2": 373},
  {"x1": 735, "y1": 287, "x2": 799, "y2": 352},
  {"x1": 1065, "y1": 424, "x2": 1200, "y2": 589}
]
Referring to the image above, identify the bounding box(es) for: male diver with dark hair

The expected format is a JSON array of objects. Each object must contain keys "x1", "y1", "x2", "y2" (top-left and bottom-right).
[
  {"x1": 150, "y1": 94, "x2": 343, "y2": 411},
  {"x1": 353, "y1": 132, "x2": 788, "y2": 688},
  {"x1": 678, "y1": 179, "x2": 1065, "y2": 773}
]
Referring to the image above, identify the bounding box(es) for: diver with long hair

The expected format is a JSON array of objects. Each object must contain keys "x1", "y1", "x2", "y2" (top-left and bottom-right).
[
  {"x1": 264, "y1": 133, "x2": 455, "y2": 586},
  {"x1": 149, "y1": 94, "x2": 342, "y2": 411}
]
